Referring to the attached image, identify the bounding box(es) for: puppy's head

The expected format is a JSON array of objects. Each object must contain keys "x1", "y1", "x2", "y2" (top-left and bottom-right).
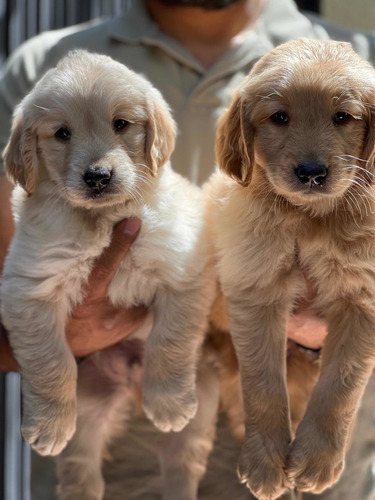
[
  {"x1": 3, "y1": 51, "x2": 176, "y2": 208},
  {"x1": 216, "y1": 39, "x2": 375, "y2": 213}
]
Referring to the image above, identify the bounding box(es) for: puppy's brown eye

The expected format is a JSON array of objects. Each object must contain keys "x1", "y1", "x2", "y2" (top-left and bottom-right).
[
  {"x1": 270, "y1": 112, "x2": 289, "y2": 125},
  {"x1": 334, "y1": 112, "x2": 351, "y2": 125},
  {"x1": 114, "y1": 119, "x2": 128, "y2": 131},
  {"x1": 55, "y1": 128, "x2": 71, "y2": 141}
]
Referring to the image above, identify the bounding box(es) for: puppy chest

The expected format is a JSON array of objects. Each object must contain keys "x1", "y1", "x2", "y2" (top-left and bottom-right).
[
  {"x1": 296, "y1": 235, "x2": 375, "y2": 306},
  {"x1": 106, "y1": 263, "x2": 160, "y2": 308}
]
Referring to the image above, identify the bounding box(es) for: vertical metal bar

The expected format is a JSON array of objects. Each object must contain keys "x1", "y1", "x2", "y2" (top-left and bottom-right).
[
  {"x1": 0, "y1": 373, "x2": 5, "y2": 500},
  {"x1": 100, "y1": 0, "x2": 113, "y2": 17},
  {"x1": 26, "y1": 0, "x2": 38, "y2": 39},
  {"x1": 4, "y1": 373, "x2": 23, "y2": 500},
  {"x1": 54, "y1": 0, "x2": 65, "y2": 29},
  {"x1": 114, "y1": 0, "x2": 128, "y2": 16},
  {"x1": 66, "y1": 0, "x2": 76, "y2": 26},
  {"x1": 90, "y1": 0, "x2": 101, "y2": 19},
  {"x1": 39, "y1": 0, "x2": 52, "y2": 32},
  {"x1": 22, "y1": 441, "x2": 31, "y2": 500},
  {"x1": 77, "y1": 0, "x2": 92, "y2": 24},
  {"x1": 113, "y1": 0, "x2": 120, "y2": 16},
  {"x1": 0, "y1": 0, "x2": 8, "y2": 65},
  {"x1": 8, "y1": 0, "x2": 27, "y2": 54}
]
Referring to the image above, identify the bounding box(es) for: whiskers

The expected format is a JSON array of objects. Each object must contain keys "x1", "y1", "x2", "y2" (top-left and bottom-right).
[
  {"x1": 336, "y1": 154, "x2": 374, "y2": 184},
  {"x1": 45, "y1": 161, "x2": 156, "y2": 211},
  {"x1": 338, "y1": 177, "x2": 375, "y2": 228},
  {"x1": 247, "y1": 176, "x2": 284, "y2": 218},
  {"x1": 332, "y1": 155, "x2": 375, "y2": 226},
  {"x1": 116, "y1": 163, "x2": 153, "y2": 205}
]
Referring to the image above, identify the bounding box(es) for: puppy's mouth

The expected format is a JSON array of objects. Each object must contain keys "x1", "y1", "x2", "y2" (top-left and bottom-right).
[
  {"x1": 62, "y1": 185, "x2": 128, "y2": 209},
  {"x1": 298, "y1": 183, "x2": 330, "y2": 197},
  {"x1": 285, "y1": 179, "x2": 333, "y2": 202},
  {"x1": 86, "y1": 187, "x2": 113, "y2": 199},
  {"x1": 82, "y1": 185, "x2": 128, "y2": 207}
]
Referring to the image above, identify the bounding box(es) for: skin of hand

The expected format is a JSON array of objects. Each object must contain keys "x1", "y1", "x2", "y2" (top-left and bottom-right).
[
  {"x1": 0, "y1": 217, "x2": 147, "y2": 372},
  {"x1": 287, "y1": 304, "x2": 327, "y2": 350},
  {"x1": 287, "y1": 277, "x2": 328, "y2": 349}
]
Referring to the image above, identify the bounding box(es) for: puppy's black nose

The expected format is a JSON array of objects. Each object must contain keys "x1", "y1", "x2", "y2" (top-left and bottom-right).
[
  {"x1": 295, "y1": 162, "x2": 327, "y2": 186},
  {"x1": 83, "y1": 166, "x2": 112, "y2": 191}
]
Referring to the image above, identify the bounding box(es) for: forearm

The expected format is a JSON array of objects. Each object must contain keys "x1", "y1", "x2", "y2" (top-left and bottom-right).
[
  {"x1": 0, "y1": 174, "x2": 15, "y2": 274},
  {"x1": 0, "y1": 174, "x2": 17, "y2": 371},
  {"x1": 0, "y1": 322, "x2": 18, "y2": 372}
]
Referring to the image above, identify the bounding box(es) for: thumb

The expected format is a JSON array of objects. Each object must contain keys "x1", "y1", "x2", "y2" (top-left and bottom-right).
[{"x1": 85, "y1": 218, "x2": 141, "y2": 300}]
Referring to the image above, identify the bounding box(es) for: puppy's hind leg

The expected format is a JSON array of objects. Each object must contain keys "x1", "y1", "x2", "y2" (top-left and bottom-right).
[
  {"x1": 56, "y1": 340, "x2": 142, "y2": 500},
  {"x1": 159, "y1": 351, "x2": 220, "y2": 500}
]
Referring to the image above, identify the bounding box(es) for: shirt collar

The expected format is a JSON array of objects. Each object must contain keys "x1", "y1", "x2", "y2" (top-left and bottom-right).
[
  {"x1": 108, "y1": 0, "x2": 272, "y2": 77},
  {"x1": 108, "y1": 0, "x2": 205, "y2": 73}
]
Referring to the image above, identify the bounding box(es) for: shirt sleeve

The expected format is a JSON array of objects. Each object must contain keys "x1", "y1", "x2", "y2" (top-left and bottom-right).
[
  {"x1": 0, "y1": 31, "x2": 65, "y2": 175},
  {"x1": 258, "y1": 0, "x2": 375, "y2": 65},
  {"x1": 307, "y1": 12, "x2": 375, "y2": 64}
]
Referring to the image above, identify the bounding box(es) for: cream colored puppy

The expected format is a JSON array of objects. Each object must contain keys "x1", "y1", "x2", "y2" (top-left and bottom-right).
[
  {"x1": 1, "y1": 51, "x2": 215, "y2": 496},
  {"x1": 207, "y1": 39, "x2": 375, "y2": 499}
]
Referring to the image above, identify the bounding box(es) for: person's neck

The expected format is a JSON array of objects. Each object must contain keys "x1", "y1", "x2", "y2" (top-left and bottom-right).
[{"x1": 145, "y1": 0, "x2": 262, "y2": 69}]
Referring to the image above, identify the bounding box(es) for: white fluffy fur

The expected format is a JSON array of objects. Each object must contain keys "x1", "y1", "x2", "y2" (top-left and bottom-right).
[{"x1": 1, "y1": 51, "x2": 215, "y2": 500}]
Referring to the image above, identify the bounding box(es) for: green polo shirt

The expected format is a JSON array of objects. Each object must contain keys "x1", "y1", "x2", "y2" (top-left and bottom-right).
[{"x1": 0, "y1": 0, "x2": 374, "y2": 184}]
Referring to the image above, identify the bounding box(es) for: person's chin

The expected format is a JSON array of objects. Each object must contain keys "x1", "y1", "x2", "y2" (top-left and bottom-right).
[{"x1": 155, "y1": 0, "x2": 242, "y2": 9}]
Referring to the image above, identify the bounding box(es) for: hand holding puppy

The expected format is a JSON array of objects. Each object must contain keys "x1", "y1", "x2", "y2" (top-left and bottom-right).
[
  {"x1": 0, "y1": 218, "x2": 147, "y2": 372},
  {"x1": 66, "y1": 218, "x2": 147, "y2": 357}
]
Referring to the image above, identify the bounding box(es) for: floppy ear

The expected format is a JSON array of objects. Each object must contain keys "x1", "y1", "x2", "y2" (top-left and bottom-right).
[
  {"x1": 363, "y1": 106, "x2": 375, "y2": 177},
  {"x1": 215, "y1": 93, "x2": 254, "y2": 187},
  {"x1": 3, "y1": 107, "x2": 38, "y2": 195},
  {"x1": 145, "y1": 92, "x2": 176, "y2": 176}
]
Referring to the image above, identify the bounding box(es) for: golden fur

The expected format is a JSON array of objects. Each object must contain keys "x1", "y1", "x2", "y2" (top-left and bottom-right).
[
  {"x1": 208, "y1": 298, "x2": 320, "y2": 443},
  {"x1": 207, "y1": 39, "x2": 375, "y2": 499}
]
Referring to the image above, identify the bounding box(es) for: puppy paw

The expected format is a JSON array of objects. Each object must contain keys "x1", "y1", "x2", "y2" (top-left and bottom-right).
[
  {"x1": 143, "y1": 382, "x2": 197, "y2": 433},
  {"x1": 22, "y1": 397, "x2": 76, "y2": 456},
  {"x1": 286, "y1": 429, "x2": 344, "y2": 493},
  {"x1": 238, "y1": 432, "x2": 290, "y2": 500}
]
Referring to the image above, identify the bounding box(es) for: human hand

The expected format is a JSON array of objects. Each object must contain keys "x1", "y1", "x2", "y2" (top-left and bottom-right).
[
  {"x1": 66, "y1": 217, "x2": 147, "y2": 357},
  {"x1": 0, "y1": 319, "x2": 18, "y2": 371},
  {"x1": 287, "y1": 302, "x2": 327, "y2": 350},
  {"x1": 0, "y1": 218, "x2": 147, "y2": 371}
]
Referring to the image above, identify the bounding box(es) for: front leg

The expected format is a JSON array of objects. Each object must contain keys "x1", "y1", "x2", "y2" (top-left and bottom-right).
[
  {"x1": 160, "y1": 350, "x2": 220, "y2": 500},
  {"x1": 142, "y1": 277, "x2": 214, "y2": 433},
  {"x1": 229, "y1": 295, "x2": 293, "y2": 500},
  {"x1": 287, "y1": 300, "x2": 375, "y2": 493},
  {"x1": 2, "y1": 295, "x2": 77, "y2": 456}
]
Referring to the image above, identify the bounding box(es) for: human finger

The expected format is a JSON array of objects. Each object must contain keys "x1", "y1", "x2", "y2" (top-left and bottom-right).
[{"x1": 85, "y1": 217, "x2": 141, "y2": 300}]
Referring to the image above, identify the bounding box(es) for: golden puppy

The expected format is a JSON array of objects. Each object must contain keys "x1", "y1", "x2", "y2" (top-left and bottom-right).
[
  {"x1": 206, "y1": 39, "x2": 375, "y2": 499},
  {"x1": 1, "y1": 51, "x2": 215, "y2": 499}
]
